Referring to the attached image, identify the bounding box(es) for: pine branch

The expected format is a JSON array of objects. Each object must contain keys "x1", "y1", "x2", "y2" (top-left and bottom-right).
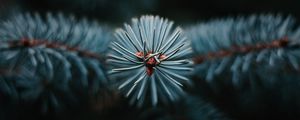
[
  {"x1": 0, "y1": 12, "x2": 111, "y2": 113},
  {"x1": 188, "y1": 14, "x2": 300, "y2": 87},
  {"x1": 107, "y1": 15, "x2": 193, "y2": 106},
  {"x1": 187, "y1": 14, "x2": 300, "y2": 120}
]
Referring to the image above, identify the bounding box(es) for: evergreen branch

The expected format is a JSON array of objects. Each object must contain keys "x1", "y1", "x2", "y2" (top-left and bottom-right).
[
  {"x1": 108, "y1": 15, "x2": 193, "y2": 106},
  {"x1": 188, "y1": 14, "x2": 300, "y2": 86},
  {"x1": 0, "y1": 12, "x2": 111, "y2": 112}
]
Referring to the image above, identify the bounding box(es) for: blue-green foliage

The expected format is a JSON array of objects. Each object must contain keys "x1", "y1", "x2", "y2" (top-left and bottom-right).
[
  {"x1": 187, "y1": 14, "x2": 300, "y2": 120},
  {"x1": 188, "y1": 14, "x2": 300, "y2": 87},
  {"x1": 108, "y1": 15, "x2": 193, "y2": 106},
  {"x1": 0, "y1": 12, "x2": 111, "y2": 112}
]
